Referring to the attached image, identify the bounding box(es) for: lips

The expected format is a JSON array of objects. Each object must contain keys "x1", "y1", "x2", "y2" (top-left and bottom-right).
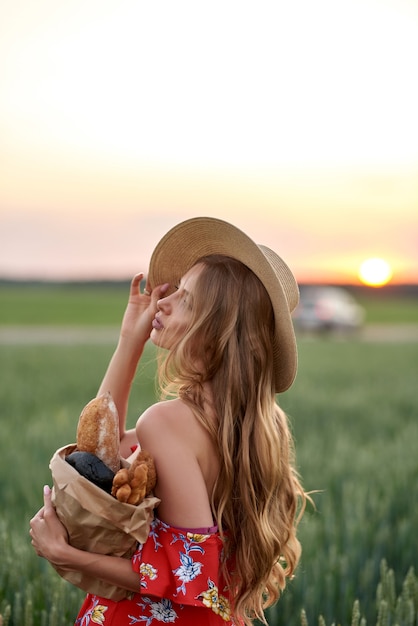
[{"x1": 152, "y1": 315, "x2": 163, "y2": 330}]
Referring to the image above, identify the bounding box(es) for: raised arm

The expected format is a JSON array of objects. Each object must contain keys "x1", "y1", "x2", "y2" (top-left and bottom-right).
[{"x1": 97, "y1": 273, "x2": 168, "y2": 455}]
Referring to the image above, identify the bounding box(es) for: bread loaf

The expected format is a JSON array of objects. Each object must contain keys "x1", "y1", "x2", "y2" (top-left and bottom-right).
[
  {"x1": 76, "y1": 392, "x2": 120, "y2": 474},
  {"x1": 65, "y1": 450, "x2": 115, "y2": 492}
]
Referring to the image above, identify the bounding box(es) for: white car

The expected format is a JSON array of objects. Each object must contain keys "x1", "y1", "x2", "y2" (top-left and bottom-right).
[{"x1": 292, "y1": 286, "x2": 365, "y2": 333}]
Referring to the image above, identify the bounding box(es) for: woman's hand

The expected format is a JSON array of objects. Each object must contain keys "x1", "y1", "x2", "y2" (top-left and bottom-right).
[
  {"x1": 119, "y1": 272, "x2": 169, "y2": 346},
  {"x1": 30, "y1": 486, "x2": 69, "y2": 566},
  {"x1": 30, "y1": 486, "x2": 139, "y2": 589}
]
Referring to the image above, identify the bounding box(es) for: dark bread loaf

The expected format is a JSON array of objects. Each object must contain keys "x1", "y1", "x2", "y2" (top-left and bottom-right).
[{"x1": 66, "y1": 450, "x2": 115, "y2": 492}]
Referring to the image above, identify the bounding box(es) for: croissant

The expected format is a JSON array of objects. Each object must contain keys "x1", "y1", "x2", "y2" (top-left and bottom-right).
[{"x1": 112, "y1": 451, "x2": 157, "y2": 505}]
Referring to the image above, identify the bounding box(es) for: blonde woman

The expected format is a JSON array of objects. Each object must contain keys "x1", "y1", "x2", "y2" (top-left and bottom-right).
[{"x1": 30, "y1": 217, "x2": 307, "y2": 626}]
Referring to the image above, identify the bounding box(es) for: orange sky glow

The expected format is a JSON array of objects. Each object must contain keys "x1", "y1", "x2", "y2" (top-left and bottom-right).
[{"x1": 1, "y1": 0, "x2": 417, "y2": 285}]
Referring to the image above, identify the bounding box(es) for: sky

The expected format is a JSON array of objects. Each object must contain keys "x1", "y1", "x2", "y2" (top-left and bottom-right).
[{"x1": 1, "y1": 0, "x2": 417, "y2": 284}]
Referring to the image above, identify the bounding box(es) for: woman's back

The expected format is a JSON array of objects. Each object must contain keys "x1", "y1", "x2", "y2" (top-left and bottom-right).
[{"x1": 136, "y1": 396, "x2": 220, "y2": 530}]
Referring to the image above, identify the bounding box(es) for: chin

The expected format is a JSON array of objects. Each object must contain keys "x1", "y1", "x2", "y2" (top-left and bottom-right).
[
  {"x1": 150, "y1": 329, "x2": 160, "y2": 345},
  {"x1": 150, "y1": 329, "x2": 168, "y2": 350}
]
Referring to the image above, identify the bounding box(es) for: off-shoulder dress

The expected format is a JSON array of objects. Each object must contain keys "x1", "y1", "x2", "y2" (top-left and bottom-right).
[{"x1": 75, "y1": 517, "x2": 242, "y2": 625}]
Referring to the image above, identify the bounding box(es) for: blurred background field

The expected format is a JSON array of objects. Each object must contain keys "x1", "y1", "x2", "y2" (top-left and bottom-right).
[
  {"x1": 1, "y1": 280, "x2": 417, "y2": 326},
  {"x1": 0, "y1": 283, "x2": 417, "y2": 626}
]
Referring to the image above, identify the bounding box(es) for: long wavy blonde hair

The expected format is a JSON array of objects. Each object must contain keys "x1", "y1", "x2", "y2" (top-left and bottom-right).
[{"x1": 158, "y1": 255, "x2": 307, "y2": 625}]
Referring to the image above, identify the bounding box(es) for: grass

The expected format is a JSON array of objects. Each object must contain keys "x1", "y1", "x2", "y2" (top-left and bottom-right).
[
  {"x1": 353, "y1": 293, "x2": 418, "y2": 324},
  {"x1": 0, "y1": 283, "x2": 130, "y2": 325},
  {"x1": 0, "y1": 282, "x2": 417, "y2": 325},
  {"x1": 0, "y1": 337, "x2": 417, "y2": 626}
]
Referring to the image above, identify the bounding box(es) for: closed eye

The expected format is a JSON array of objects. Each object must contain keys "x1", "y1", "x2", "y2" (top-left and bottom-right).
[
  {"x1": 179, "y1": 288, "x2": 192, "y2": 308},
  {"x1": 174, "y1": 280, "x2": 193, "y2": 308}
]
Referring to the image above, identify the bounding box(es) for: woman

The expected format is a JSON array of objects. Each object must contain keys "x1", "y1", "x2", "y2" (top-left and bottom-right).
[{"x1": 30, "y1": 217, "x2": 307, "y2": 626}]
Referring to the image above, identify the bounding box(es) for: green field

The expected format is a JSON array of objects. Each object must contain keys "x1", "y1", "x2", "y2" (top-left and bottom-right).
[
  {"x1": 0, "y1": 285, "x2": 417, "y2": 625},
  {"x1": 0, "y1": 283, "x2": 130, "y2": 325},
  {"x1": 0, "y1": 281, "x2": 417, "y2": 325}
]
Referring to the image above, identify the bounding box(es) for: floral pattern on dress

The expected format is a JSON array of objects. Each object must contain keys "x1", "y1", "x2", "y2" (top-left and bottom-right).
[
  {"x1": 170, "y1": 530, "x2": 205, "y2": 596},
  {"x1": 129, "y1": 597, "x2": 178, "y2": 625},
  {"x1": 75, "y1": 597, "x2": 108, "y2": 625},
  {"x1": 174, "y1": 551, "x2": 203, "y2": 595},
  {"x1": 139, "y1": 563, "x2": 158, "y2": 589},
  {"x1": 75, "y1": 518, "x2": 240, "y2": 625},
  {"x1": 198, "y1": 579, "x2": 231, "y2": 621}
]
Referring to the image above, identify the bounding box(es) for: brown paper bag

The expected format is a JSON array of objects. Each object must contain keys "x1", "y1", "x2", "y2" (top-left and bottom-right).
[{"x1": 49, "y1": 444, "x2": 160, "y2": 601}]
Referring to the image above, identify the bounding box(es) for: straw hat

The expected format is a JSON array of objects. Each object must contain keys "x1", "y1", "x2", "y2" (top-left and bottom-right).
[{"x1": 147, "y1": 217, "x2": 299, "y2": 392}]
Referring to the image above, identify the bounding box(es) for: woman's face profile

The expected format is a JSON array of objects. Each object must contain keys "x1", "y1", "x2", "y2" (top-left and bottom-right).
[{"x1": 150, "y1": 263, "x2": 204, "y2": 350}]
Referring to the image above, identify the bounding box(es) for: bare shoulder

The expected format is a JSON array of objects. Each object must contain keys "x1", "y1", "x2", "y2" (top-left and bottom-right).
[
  {"x1": 137, "y1": 399, "x2": 216, "y2": 463},
  {"x1": 136, "y1": 399, "x2": 195, "y2": 441}
]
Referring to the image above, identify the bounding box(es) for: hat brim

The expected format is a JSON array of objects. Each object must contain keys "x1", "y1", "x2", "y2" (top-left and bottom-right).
[{"x1": 147, "y1": 217, "x2": 298, "y2": 393}]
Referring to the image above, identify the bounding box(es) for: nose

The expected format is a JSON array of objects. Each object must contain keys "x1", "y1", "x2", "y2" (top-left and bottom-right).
[{"x1": 157, "y1": 293, "x2": 172, "y2": 312}]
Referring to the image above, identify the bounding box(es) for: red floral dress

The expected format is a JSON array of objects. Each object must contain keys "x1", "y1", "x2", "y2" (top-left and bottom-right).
[{"x1": 75, "y1": 518, "x2": 242, "y2": 625}]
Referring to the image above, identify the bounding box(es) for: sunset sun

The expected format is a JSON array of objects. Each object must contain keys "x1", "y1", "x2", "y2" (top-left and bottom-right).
[{"x1": 358, "y1": 258, "x2": 393, "y2": 287}]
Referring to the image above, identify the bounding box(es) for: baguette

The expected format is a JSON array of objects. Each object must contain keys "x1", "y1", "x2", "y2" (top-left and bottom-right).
[{"x1": 76, "y1": 392, "x2": 120, "y2": 474}]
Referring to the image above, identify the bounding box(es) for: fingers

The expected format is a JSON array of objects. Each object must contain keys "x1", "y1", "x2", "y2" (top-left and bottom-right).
[
  {"x1": 43, "y1": 484, "x2": 52, "y2": 511},
  {"x1": 30, "y1": 486, "x2": 52, "y2": 529},
  {"x1": 30, "y1": 506, "x2": 44, "y2": 526},
  {"x1": 29, "y1": 496, "x2": 46, "y2": 553},
  {"x1": 154, "y1": 283, "x2": 170, "y2": 299},
  {"x1": 143, "y1": 281, "x2": 170, "y2": 300},
  {"x1": 131, "y1": 273, "x2": 170, "y2": 299},
  {"x1": 130, "y1": 273, "x2": 144, "y2": 296},
  {"x1": 30, "y1": 486, "x2": 68, "y2": 557}
]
